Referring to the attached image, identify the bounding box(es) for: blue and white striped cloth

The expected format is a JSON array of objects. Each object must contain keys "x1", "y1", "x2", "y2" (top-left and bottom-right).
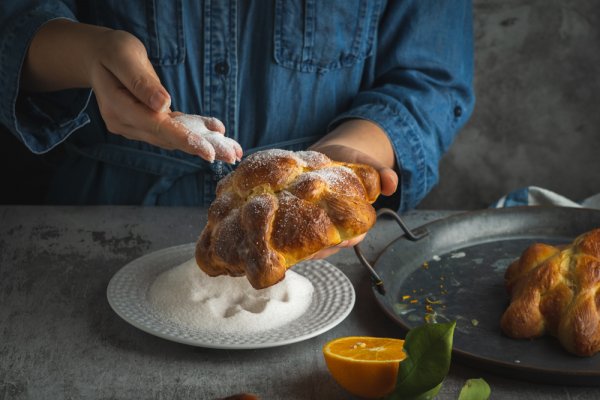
[{"x1": 491, "y1": 186, "x2": 600, "y2": 209}]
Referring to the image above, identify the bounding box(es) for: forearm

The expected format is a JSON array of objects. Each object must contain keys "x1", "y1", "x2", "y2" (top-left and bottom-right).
[{"x1": 21, "y1": 19, "x2": 109, "y2": 92}]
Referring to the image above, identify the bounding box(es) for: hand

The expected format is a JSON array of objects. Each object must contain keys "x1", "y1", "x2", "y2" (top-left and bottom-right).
[
  {"x1": 22, "y1": 20, "x2": 241, "y2": 163},
  {"x1": 306, "y1": 233, "x2": 366, "y2": 260},
  {"x1": 171, "y1": 113, "x2": 242, "y2": 163},
  {"x1": 307, "y1": 119, "x2": 398, "y2": 259},
  {"x1": 90, "y1": 30, "x2": 242, "y2": 162},
  {"x1": 308, "y1": 143, "x2": 398, "y2": 197},
  {"x1": 305, "y1": 145, "x2": 388, "y2": 260}
]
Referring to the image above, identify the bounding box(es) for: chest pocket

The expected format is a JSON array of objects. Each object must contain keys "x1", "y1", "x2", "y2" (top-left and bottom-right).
[
  {"x1": 90, "y1": 0, "x2": 185, "y2": 66},
  {"x1": 274, "y1": 0, "x2": 381, "y2": 73}
]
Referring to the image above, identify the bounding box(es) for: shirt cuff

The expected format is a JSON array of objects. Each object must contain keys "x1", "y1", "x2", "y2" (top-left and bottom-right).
[
  {"x1": 329, "y1": 100, "x2": 429, "y2": 213},
  {"x1": 0, "y1": 5, "x2": 91, "y2": 154}
]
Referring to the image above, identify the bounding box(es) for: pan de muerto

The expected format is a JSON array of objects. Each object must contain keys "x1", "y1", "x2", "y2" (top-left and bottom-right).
[
  {"x1": 195, "y1": 149, "x2": 381, "y2": 289},
  {"x1": 501, "y1": 228, "x2": 600, "y2": 356}
]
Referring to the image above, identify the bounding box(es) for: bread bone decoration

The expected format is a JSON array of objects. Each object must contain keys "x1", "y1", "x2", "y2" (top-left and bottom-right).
[
  {"x1": 500, "y1": 228, "x2": 600, "y2": 356},
  {"x1": 195, "y1": 149, "x2": 381, "y2": 289}
]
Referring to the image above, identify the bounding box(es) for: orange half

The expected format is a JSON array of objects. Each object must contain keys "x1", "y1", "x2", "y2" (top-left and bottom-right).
[{"x1": 323, "y1": 336, "x2": 407, "y2": 399}]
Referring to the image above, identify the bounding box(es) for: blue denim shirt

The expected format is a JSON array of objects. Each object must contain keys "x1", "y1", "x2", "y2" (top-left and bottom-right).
[{"x1": 0, "y1": 0, "x2": 474, "y2": 211}]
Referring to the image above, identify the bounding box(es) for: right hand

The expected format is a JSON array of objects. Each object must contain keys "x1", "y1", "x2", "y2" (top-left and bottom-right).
[
  {"x1": 89, "y1": 29, "x2": 241, "y2": 162},
  {"x1": 23, "y1": 20, "x2": 240, "y2": 163}
]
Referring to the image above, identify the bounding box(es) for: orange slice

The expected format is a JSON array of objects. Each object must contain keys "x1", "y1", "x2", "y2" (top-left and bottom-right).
[{"x1": 322, "y1": 336, "x2": 407, "y2": 399}]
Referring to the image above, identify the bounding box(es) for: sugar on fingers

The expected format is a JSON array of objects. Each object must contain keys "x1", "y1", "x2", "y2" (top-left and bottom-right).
[{"x1": 173, "y1": 114, "x2": 243, "y2": 164}]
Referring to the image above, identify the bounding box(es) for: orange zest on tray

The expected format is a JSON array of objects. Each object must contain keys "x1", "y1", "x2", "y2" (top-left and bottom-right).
[{"x1": 322, "y1": 336, "x2": 407, "y2": 399}]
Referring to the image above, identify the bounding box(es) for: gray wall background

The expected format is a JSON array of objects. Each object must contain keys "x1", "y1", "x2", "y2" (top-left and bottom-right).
[{"x1": 419, "y1": 0, "x2": 600, "y2": 210}]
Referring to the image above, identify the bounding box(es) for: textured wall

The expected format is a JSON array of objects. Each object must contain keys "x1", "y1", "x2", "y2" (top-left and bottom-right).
[{"x1": 419, "y1": 0, "x2": 600, "y2": 210}]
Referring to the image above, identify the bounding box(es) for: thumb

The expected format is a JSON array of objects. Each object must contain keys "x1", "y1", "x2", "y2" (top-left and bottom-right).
[
  {"x1": 104, "y1": 40, "x2": 171, "y2": 113},
  {"x1": 378, "y1": 167, "x2": 398, "y2": 196}
]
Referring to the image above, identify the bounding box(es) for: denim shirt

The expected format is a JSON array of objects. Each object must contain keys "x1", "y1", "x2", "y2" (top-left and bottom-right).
[{"x1": 0, "y1": 0, "x2": 474, "y2": 211}]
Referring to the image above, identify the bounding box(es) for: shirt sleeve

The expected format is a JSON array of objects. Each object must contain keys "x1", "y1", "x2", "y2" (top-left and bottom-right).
[
  {"x1": 0, "y1": 1, "x2": 92, "y2": 154},
  {"x1": 329, "y1": 0, "x2": 475, "y2": 212}
]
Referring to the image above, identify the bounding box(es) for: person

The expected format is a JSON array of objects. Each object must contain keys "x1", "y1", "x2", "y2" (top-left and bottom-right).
[{"x1": 0, "y1": 1, "x2": 474, "y2": 255}]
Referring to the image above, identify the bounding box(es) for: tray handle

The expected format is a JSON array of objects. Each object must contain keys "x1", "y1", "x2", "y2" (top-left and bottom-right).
[{"x1": 354, "y1": 208, "x2": 428, "y2": 295}]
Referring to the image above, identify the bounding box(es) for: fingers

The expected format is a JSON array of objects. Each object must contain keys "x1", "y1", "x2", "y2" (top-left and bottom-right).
[
  {"x1": 172, "y1": 114, "x2": 243, "y2": 163},
  {"x1": 309, "y1": 246, "x2": 342, "y2": 260},
  {"x1": 203, "y1": 117, "x2": 226, "y2": 134},
  {"x1": 204, "y1": 135, "x2": 241, "y2": 164},
  {"x1": 232, "y1": 140, "x2": 243, "y2": 162},
  {"x1": 309, "y1": 233, "x2": 367, "y2": 260},
  {"x1": 310, "y1": 143, "x2": 399, "y2": 197},
  {"x1": 174, "y1": 113, "x2": 226, "y2": 134},
  {"x1": 378, "y1": 167, "x2": 399, "y2": 196},
  {"x1": 341, "y1": 233, "x2": 367, "y2": 248},
  {"x1": 159, "y1": 117, "x2": 217, "y2": 161}
]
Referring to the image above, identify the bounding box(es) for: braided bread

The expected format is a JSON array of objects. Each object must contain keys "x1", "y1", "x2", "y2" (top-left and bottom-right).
[
  {"x1": 195, "y1": 149, "x2": 381, "y2": 289},
  {"x1": 500, "y1": 228, "x2": 600, "y2": 356}
]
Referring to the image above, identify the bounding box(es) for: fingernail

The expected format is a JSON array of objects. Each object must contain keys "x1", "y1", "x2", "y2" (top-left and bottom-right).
[{"x1": 149, "y1": 92, "x2": 170, "y2": 113}]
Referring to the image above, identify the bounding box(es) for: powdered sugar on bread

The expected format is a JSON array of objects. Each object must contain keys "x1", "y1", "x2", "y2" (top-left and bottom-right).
[{"x1": 196, "y1": 149, "x2": 381, "y2": 289}]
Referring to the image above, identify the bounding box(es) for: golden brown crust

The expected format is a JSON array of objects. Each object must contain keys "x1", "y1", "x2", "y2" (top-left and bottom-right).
[
  {"x1": 195, "y1": 149, "x2": 381, "y2": 289},
  {"x1": 344, "y1": 163, "x2": 381, "y2": 203},
  {"x1": 500, "y1": 228, "x2": 600, "y2": 356}
]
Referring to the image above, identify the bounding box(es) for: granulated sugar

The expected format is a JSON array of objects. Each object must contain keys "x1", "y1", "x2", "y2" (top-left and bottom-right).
[{"x1": 148, "y1": 258, "x2": 314, "y2": 333}]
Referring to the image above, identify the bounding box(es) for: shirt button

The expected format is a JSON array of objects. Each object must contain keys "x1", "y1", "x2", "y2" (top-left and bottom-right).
[
  {"x1": 215, "y1": 61, "x2": 229, "y2": 75},
  {"x1": 454, "y1": 106, "x2": 463, "y2": 117}
]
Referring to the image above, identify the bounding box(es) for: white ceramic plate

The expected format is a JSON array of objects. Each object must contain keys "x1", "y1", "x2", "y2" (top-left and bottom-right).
[{"x1": 107, "y1": 244, "x2": 355, "y2": 349}]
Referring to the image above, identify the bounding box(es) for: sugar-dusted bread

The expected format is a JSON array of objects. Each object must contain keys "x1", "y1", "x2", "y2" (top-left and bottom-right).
[
  {"x1": 195, "y1": 149, "x2": 381, "y2": 289},
  {"x1": 500, "y1": 228, "x2": 600, "y2": 356}
]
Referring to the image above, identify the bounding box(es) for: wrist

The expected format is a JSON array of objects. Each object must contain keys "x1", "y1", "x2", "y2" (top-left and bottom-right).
[
  {"x1": 23, "y1": 19, "x2": 112, "y2": 91},
  {"x1": 81, "y1": 25, "x2": 115, "y2": 87}
]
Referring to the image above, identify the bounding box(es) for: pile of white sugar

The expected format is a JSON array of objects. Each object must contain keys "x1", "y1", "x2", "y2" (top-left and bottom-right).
[{"x1": 148, "y1": 259, "x2": 314, "y2": 334}]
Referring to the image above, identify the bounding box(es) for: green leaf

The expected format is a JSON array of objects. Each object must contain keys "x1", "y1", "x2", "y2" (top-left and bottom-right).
[
  {"x1": 403, "y1": 382, "x2": 442, "y2": 400},
  {"x1": 385, "y1": 321, "x2": 456, "y2": 400},
  {"x1": 458, "y1": 378, "x2": 491, "y2": 400}
]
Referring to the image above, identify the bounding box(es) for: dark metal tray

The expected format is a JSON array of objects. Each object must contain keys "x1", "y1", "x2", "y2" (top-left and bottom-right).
[{"x1": 360, "y1": 206, "x2": 600, "y2": 386}]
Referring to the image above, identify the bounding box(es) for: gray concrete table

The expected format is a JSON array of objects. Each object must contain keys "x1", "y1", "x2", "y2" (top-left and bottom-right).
[{"x1": 0, "y1": 206, "x2": 598, "y2": 399}]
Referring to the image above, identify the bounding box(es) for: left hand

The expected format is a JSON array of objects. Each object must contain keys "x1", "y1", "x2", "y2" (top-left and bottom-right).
[
  {"x1": 306, "y1": 233, "x2": 367, "y2": 260},
  {"x1": 308, "y1": 142, "x2": 398, "y2": 196},
  {"x1": 307, "y1": 119, "x2": 398, "y2": 259}
]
